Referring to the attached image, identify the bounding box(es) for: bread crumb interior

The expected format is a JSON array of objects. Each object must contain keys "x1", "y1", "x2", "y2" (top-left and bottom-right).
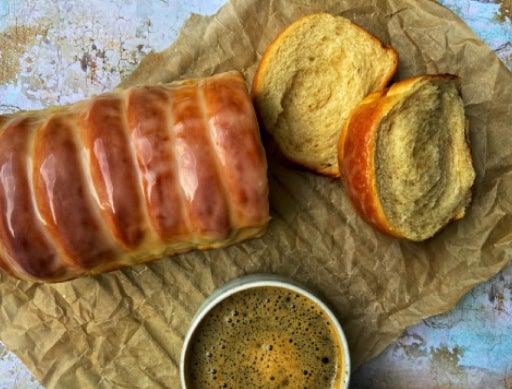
[{"x1": 376, "y1": 79, "x2": 474, "y2": 240}]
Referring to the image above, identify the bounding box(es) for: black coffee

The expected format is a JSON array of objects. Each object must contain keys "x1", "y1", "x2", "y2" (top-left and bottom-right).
[{"x1": 185, "y1": 286, "x2": 344, "y2": 388}]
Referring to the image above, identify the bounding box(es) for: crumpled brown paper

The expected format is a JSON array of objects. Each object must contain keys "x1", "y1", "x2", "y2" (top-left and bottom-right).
[{"x1": 1, "y1": 0, "x2": 512, "y2": 387}]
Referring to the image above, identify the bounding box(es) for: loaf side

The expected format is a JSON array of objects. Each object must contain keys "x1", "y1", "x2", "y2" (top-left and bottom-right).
[{"x1": 0, "y1": 71, "x2": 269, "y2": 282}]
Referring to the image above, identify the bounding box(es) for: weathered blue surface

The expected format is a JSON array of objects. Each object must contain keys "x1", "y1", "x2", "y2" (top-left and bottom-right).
[
  {"x1": 352, "y1": 262, "x2": 512, "y2": 388},
  {"x1": 443, "y1": 0, "x2": 511, "y2": 48},
  {"x1": 0, "y1": 0, "x2": 226, "y2": 112}
]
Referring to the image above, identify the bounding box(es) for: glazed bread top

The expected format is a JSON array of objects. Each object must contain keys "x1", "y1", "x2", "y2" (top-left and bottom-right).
[
  {"x1": 0, "y1": 71, "x2": 269, "y2": 282},
  {"x1": 252, "y1": 13, "x2": 398, "y2": 176},
  {"x1": 339, "y1": 74, "x2": 475, "y2": 241}
]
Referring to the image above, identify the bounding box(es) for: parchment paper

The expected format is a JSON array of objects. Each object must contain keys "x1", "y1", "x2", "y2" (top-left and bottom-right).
[{"x1": 1, "y1": 0, "x2": 512, "y2": 387}]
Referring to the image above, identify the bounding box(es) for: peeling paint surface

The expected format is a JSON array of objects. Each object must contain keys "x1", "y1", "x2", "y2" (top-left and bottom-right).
[
  {"x1": 0, "y1": 1, "x2": 512, "y2": 388},
  {"x1": 440, "y1": 0, "x2": 512, "y2": 69},
  {"x1": 0, "y1": 343, "x2": 41, "y2": 389},
  {"x1": 352, "y1": 264, "x2": 512, "y2": 388},
  {"x1": 0, "y1": 0, "x2": 226, "y2": 112}
]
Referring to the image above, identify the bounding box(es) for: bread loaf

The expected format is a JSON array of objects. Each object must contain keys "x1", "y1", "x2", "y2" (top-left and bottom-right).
[
  {"x1": 0, "y1": 71, "x2": 269, "y2": 282},
  {"x1": 338, "y1": 74, "x2": 475, "y2": 241},
  {"x1": 251, "y1": 13, "x2": 398, "y2": 176}
]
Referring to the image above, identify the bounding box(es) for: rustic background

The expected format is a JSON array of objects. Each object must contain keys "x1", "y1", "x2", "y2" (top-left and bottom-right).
[{"x1": 0, "y1": 0, "x2": 511, "y2": 387}]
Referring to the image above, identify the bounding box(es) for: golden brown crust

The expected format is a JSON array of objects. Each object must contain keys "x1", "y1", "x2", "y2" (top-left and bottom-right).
[
  {"x1": 33, "y1": 114, "x2": 119, "y2": 270},
  {"x1": 338, "y1": 90, "x2": 402, "y2": 238},
  {"x1": 171, "y1": 82, "x2": 232, "y2": 241},
  {"x1": 126, "y1": 85, "x2": 191, "y2": 243},
  {"x1": 0, "y1": 71, "x2": 269, "y2": 282},
  {"x1": 0, "y1": 118, "x2": 69, "y2": 280},
  {"x1": 81, "y1": 94, "x2": 146, "y2": 248},
  {"x1": 203, "y1": 74, "x2": 269, "y2": 228}
]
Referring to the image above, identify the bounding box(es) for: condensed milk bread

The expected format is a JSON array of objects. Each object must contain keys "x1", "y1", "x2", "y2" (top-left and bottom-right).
[
  {"x1": 251, "y1": 13, "x2": 398, "y2": 176},
  {"x1": 0, "y1": 71, "x2": 269, "y2": 282},
  {"x1": 338, "y1": 74, "x2": 475, "y2": 241}
]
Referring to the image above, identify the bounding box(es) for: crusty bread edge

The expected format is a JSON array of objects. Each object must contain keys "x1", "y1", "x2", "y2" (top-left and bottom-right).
[{"x1": 338, "y1": 87, "x2": 403, "y2": 238}]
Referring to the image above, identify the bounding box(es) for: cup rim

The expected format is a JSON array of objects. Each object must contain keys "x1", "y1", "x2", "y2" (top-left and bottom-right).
[{"x1": 180, "y1": 273, "x2": 351, "y2": 388}]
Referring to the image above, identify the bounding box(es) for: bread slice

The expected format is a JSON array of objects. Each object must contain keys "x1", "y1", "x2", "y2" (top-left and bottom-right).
[
  {"x1": 251, "y1": 13, "x2": 398, "y2": 176},
  {"x1": 338, "y1": 74, "x2": 475, "y2": 241}
]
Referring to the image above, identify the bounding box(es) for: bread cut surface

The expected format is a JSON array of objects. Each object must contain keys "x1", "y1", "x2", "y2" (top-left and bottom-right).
[
  {"x1": 339, "y1": 74, "x2": 475, "y2": 241},
  {"x1": 252, "y1": 13, "x2": 398, "y2": 176}
]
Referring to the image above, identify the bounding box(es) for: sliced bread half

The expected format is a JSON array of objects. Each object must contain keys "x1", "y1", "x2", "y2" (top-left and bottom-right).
[
  {"x1": 251, "y1": 13, "x2": 398, "y2": 176},
  {"x1": 338, "y1": 74, "x2": 475, "y2": 241}
]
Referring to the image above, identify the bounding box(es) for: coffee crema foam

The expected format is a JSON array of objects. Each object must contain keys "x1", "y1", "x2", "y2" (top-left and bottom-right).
[{"x1": 185, "y1": 286, "x2": 344, "y2": 388}]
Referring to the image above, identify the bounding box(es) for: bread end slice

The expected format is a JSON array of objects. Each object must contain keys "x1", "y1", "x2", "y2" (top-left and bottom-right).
[
  {"x1": 339, "y1": 74, "x2": 475, "y2": 241},
  {"x1": 252, "y1": 13, "x2": 398, "y2": 176}
]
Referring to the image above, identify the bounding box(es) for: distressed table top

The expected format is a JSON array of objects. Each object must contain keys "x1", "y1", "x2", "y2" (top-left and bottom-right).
[{"x1": 0, "y1": 0, "x2": 511, "y2": 388}]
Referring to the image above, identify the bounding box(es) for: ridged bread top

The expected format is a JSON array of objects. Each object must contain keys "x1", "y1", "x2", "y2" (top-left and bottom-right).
[
  {"x1": 252, "y1": 13, "x2": 398, "y2": 176},
  {"x1": 0, "y1": 71, "x2": 269, "y2": 282}
]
